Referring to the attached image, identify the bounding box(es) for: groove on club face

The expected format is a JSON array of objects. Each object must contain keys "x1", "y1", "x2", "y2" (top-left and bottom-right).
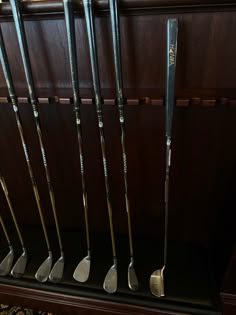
[
  {"x1": 49, "y1": 254, "x2": 64, "y2": 283},
  {"x1": 11, "y1": 249, "x2": 27, "y2": 278},
  {"x1": 103, "y1": 264, "x2": 118, "y2": 294},
  {"x1": 150, "y1": 267, "x2": 165, "y2": 297},
  {"x1": 73, "y1": 255, "x2": 91, "y2": 283},
  {"x1": 35, "y1": 251, "x2": 53, "y2": 282},
  {"x1": 0, "y1": 246, "x2": 14, "y2": 276},
  {"x1": 128, "y1": 261, "x2": 139, "y2": 291}
]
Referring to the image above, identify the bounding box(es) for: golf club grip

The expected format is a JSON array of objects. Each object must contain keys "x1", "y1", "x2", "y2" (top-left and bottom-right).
[
  {"x1": 83, "y1": 0, "x2": 102, "y2": 114},
  {"x1": 9, "y1": 0, "x2": 38, "y2": 108},
  {"x1": 0, "y1": 27, "x2": 17, "y2": 101},
  {"x1": 166, "y1": 18, "x2": 178, "y2": 138},
  {"x1": 109, "y1": 0, "x2": 124, "y2": 107},
  {"x1": 63, "y1": 0, "x2": 80, "y2": 108}
]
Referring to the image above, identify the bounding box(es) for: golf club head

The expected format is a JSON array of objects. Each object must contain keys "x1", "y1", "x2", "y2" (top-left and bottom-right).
[
  {"x1": 73, "y1": 255, "x2": 91, "y2": 283},
  {"x1": 11, "y1": 248, "x2": 28, "y2": 278},
  {"x1": 35, "y1": 251, "x2": 53, "y2": 282},
  {"x1": 103, "y1": 264, "x2": 117, "y2": 294},
  {"x1": 128, "y1": 260, "x2": 139, "y2": 291},
  {"x1": 150, "y1": 267, "x2": 165, "y2": 297},
  {"x1": 0, "y1": 246, "x2": 14, "y2": 276},
  {"x1": 49, "y1": 254, "x2": 64, "y2": 283}
]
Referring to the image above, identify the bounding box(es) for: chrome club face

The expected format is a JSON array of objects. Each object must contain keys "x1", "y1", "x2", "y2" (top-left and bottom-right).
[
  {"x1": 0, "y1": 245, "x2": 14, "y2": 276},
  {"x1": 150, "y1": 266, "x2": 165, "y2": 297},
  {"x1": 73, "y1": 254, "x2": 91, "y2": 283},
  {"x1": 35, "y1": 251, "x2": 53, "y2": 282},
  {"x1": 103, "y1": 259, "x2": 118, "y2": 294},
  {"x1": 11, "y1": 247, "x2": 27, "y2": 278},
  {"x1": 128, "y1": 258, "x2": 139, "y2": 291},
  {"x1": 49, "y1": 252, "x2": 64, "y2": 283}
]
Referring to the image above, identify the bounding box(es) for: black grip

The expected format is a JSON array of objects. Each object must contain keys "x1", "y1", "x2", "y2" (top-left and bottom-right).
[{"x1": 166, "y1": 18, "x2": 178, "y2": 138}]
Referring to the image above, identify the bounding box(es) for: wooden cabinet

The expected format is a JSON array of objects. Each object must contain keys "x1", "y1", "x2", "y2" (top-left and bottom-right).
[{"x1": 0, "y1": 0, "x2": 235, "y2": 314}]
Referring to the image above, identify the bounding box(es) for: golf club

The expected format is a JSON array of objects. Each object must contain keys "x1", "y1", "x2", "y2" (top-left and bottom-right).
[
  {"x1": 9, "y1": 0, "x2": 64, "y2": 282},
  {"x1": 0, "y1": 24, "x2": 52, "y2": 283},
  {"x1": 0, "y1": 176, "x2": 27, "y2": 278},
  {"x1": 108, "y1": 0, "x2": 139, "y2": 291},
  {"x1": 150, "y1": 18, "x2": 178, "y2": 297},
  {"x1": 83, "y1": 0, "x2": 117, "y2": 293},
  {"x1": 0, "y1": 214, "x2": 14, "y2": 276},
  {"x1": 63, "y1": 0, "x2": 91, "y2": 283}
]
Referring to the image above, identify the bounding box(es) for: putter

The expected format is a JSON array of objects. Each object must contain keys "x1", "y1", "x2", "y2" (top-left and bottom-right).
[
  {"x1": 0, "y1": 24, "x2": 53, "y2": 283},
  {"x1": 9, "y1": 0, "x2": 64, "y2": 282},
  {"x1": 150, "y1": 18, "x2": 178, "y2": 297},
  {"x1": 63, "y1": 0, "x2": 91, "y2": 283},
  {"x1": 0, "y1": 215, "x2": 14, "y2": 276},
  {"x1": 108, "y1": 0, "x2": 139, "y2": 291},
  {"x1": 83, "y1": 0, "x2": 117, "y2": 293},
  {"x1": 0, "y1": 176, "x2": 27, "y2": 278}
]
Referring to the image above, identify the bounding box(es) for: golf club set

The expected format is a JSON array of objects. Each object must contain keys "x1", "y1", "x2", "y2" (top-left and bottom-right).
[{"x1": 0, "y1": 0, "x2": 178, "y2": 297}]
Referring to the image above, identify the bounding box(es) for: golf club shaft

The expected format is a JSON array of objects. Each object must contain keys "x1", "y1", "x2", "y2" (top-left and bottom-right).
[
  {"x1": 9, "y1": 0, "x2": 63, "y2": 252},
  {"x1": 0, "y1": 214, "x2": 11, "y2": 246},
  {"x1": 0, "y1": 176, "x2": 24, "y2": 247},
  {"x1": 164, "y1": 18, "x2": 178, "y2": 266},
  {"x1": 83, "y1": 0, "x2": 116, "y2": 259},
  {"x1": 63, "y1": 0, "x2": 90, "y2": 253},
  {"x1": 109, "y1": 0, "x2": 134, "y2": 258},
  {"x1": 0, "y1": 25, "x2": 51, "y2": 252}
]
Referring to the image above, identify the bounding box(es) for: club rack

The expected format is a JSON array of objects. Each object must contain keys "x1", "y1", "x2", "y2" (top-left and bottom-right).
[{"x1": 0, "y1": 0, "x2": 236, "y2": 314}]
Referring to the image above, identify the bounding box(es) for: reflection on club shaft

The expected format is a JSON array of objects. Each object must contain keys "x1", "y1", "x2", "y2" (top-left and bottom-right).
[
  {"x1": 9, "y1": 0, "x2": 64, "y2": 282},
  {"x1": 83, "y1": 0, "x2": 118, "y2": 293},
  {"x1": 0, "y1": 24, "x2": 53, "y2": 282},
  {"x1": 150, "y1": 18, "x2": 178, "y2": 298},
  {"x1": 63, "y1": 0, "x2": 91, "y2": 283},
  {"x1": 108, "y1": 0, "x2": 139, "y2": 291}
]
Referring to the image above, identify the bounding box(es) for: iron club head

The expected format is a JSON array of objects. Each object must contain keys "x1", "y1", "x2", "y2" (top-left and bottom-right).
[
  {"x1": 150, "y1": 266, "x2": 165, "y2": 297},
  {"x1": 35, "y1": 251, "x2": 53, "y2": 282},
  {"x1": 103, "y1": 260, "x2": 117, "y2": 294},
  {"x1": 49, "y1": 252, "x2": 64, "y2": 283},
  {"x1": 0, "y1": 245, "x2": 14, "y2": 276},
  {"x1": 11, "y1": 247, "x2": 27, "y2": 278},
  {"x1": 128, "y1": 259, "x2": 139, "y2": 291},
  {"x1": 73, "y1": 254, "x2": 91, "y2": 283}
]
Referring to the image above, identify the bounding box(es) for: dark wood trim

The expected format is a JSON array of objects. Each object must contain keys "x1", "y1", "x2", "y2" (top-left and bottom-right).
[
  {"x1": 1, "y1": 0, "x2": 236, "y2": 17},
  {"x1": 0, "y1": 96, "x2": 235, "y2": 107},
  {"x1": 221, "y1": 245, "x2": 236, "y2": 315},
  {"x1": 0, "y1": 283, "x2": 187, "y2": 315}
]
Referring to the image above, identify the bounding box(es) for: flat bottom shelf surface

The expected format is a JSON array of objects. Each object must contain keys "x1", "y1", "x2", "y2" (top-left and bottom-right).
[{"x1": 0, "y1": 225, "x2": 224, "y2": 315}]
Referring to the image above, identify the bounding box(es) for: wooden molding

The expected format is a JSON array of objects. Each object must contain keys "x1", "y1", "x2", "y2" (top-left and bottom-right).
[{"x1": 1, "y1": 0, "x2": 236, "y2": 17}]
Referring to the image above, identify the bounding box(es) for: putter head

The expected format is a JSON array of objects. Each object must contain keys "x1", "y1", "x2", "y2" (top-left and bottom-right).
[
  {"x1": 103, "y1": 264, "x2": 117, "y2": 294},
  {"x1": 49, "y1": 254, "x2": 64, "y2": 283},
  {"x1": 128, "y1": 260, "x2": 139, "y2": 291},
  {"x1": 11, "y1": 248, "x2": 28, "y2": 278},
  {"x1": 35, "y1": 252, "x2": 53, "y2": 282},
  {"x1": 0, "y1": 246, "x2": 14, "y2": 276},
  {"x1": 73, "y1": 255, "x2": 91, "y2": 283},
  {"x1": 150, "y1": 266, "x2": 165, "y2": 297}
]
